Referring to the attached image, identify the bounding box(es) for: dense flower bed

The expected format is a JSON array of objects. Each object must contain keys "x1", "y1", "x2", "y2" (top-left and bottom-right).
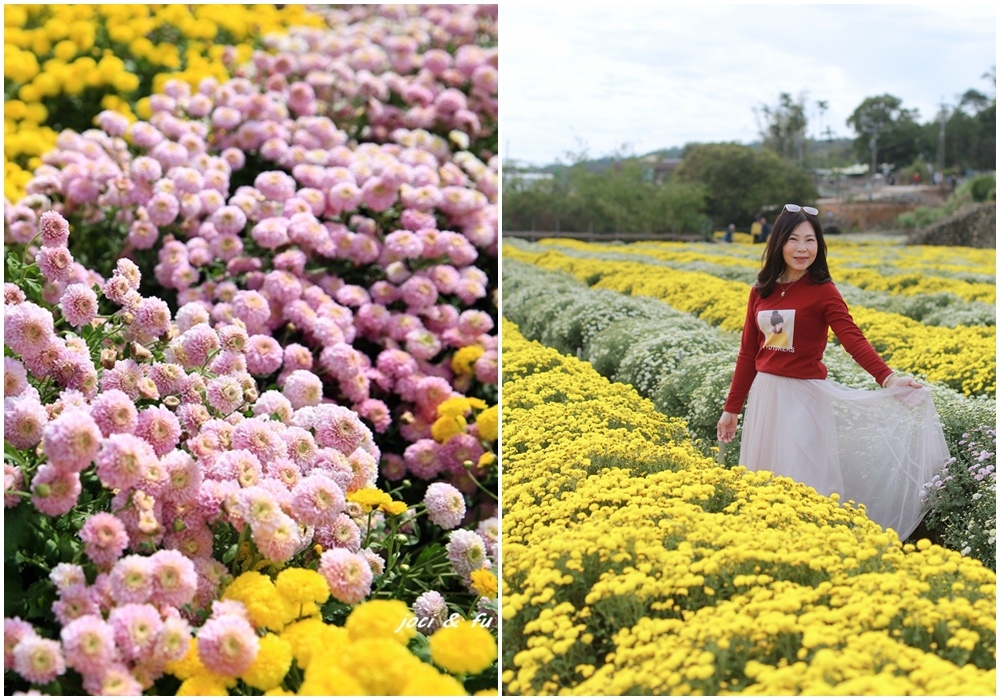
[
  {"x1": 4, "y1": 4, "x2": 499, "y2": 695},
  {"x1": 501, "y1": 318, "x2": 996, "y2": 695},
  {"x1": 502, "y1": 256, "x2": 996, "y2": 568},
  {"x1": 3, "y1": 4, "x2": 327, "y2": 202},
  {"x1": 504, "y1": 241, "x2": 995, "y2": 397},
  {"x1": 528, "y1": 236, "x2": 997, "y2": 327}
]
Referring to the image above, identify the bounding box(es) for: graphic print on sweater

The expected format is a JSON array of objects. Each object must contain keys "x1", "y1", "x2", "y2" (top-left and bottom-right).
[{"x1": 758, "y1": 308, "x2": 795, "y2": 352}]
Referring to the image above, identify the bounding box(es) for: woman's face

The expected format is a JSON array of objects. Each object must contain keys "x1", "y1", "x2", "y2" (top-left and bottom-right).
[{"x1": 782, "y1": 221, "x2": 818, "y2": 277}]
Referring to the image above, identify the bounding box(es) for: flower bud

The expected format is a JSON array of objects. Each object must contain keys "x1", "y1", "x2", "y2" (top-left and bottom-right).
[{"x1": 101, "y1": 348, "x2": 119, "y2": 369}]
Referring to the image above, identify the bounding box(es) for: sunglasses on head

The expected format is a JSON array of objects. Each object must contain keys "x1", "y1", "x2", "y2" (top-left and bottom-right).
[{"x1": 784, "y1": 204, "x2": 818, "y2": 215}]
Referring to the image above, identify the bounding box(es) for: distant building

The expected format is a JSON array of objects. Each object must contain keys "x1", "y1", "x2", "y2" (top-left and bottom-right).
[{"x1": 639, "y1": 156, "x2": 683, "y2": 183}]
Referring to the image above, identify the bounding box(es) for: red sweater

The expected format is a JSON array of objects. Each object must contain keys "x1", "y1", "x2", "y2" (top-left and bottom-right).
[{"x1": 723, "y1": 277, "x2": 893, "y2": 414}]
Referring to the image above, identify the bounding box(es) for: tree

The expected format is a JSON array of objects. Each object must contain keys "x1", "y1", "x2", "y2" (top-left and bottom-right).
[
  {"x1": 846, "y1": 94, "x2": 922, "y2": 173},
  {"x1": 673, "y1": 143, "x2": 818, "y2": 227},
  {"x1": 755, "y1": 92, "x2": 808, "y2": 165}
]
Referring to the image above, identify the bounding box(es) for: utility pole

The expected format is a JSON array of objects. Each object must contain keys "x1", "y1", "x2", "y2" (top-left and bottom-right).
[{"x1": 936, "y1": 98, "x2": 948, "y2": 189}]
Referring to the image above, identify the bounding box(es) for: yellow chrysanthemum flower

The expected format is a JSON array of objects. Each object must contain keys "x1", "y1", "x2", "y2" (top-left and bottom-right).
[
  {"x1": 331, "y1": 638, "x2": 426, "y2": 695},
  {"x1": 298, "y1": 658, "x2": 366, "y2": 696},
  {"x1": 470, "y1": 569, "x2": 498, "y2": 599},
  {"x1": 347, "y1": 487, "x2": 392, "y2": 512},
  {"x1": 379, "y1": 500, "x2": 408, "y2": 516},
  {"x1": 399, "y1": 664, "x2": 468, "y2": 695},
  {"x1": 279, "y1": 618, "x2": 349, "y2": 669},
  {"x1": 432, "y1": 414, "x2": 467, "y2": 443},
  {"x1": 475, "y1": 405, "x2": 498, "y2": 442},
  {"x1": 240, "y1": 633, "x2": 293, "y2": 692},
  {"x1": 345, "y1": 599, "x2": 416, "y2": 644},
  {"x1": 176, "y1": 674, "x2": 229, "y2": 696},
  {"x1": 275, "y1": 567, "x2": 330, "y2": 611},
  {"x1": 451, "y1": 345, "x2": 485, "y2": 375},
  {"x1": 429, "y1": 620, "x2": 498, "y2": 676},
  {"x1": 477, "y1": 452, "x2": 496, "y2": 469},
  {"x1": 437, "y1": 396, "x2": 473, "y2": 418},
  {"x1": 223, "y1": 571, "x2": 294, "y2": 631}
]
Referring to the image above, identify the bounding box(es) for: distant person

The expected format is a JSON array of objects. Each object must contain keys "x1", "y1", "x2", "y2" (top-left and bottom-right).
[
  {"x1": 912, "y1": 171, "x2": 921, "y2": 184},
  {"x1": 760, "y1": 216, "x2": 772, "y2": 243},
  {"x1": 724, "y1": 223, "x2": 735, "y2": 243},
  {"x1": 750, "y1": 219, "x2": 762, "y2": 243}
]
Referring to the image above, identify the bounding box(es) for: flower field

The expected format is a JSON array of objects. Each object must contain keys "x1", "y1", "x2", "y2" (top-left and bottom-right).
[
  {"x1": 501, "y1": 319, "x2": 996, "y2": 695},
  {"x1": 4, "y1": 5, "x2": 498, "y2": 696},
  {"x1": 501, "y1": 235, "x2": 996, "y2": 694}
]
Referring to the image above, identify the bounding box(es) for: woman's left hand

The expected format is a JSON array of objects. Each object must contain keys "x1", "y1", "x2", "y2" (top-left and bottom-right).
[{"x1": 885, "y1": 374, "x2": 922, "y2": 389}]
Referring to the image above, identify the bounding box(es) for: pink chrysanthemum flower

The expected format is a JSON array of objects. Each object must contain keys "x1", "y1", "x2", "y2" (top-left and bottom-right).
[
  {"x1": 231, "y1": 417, "x2": 288, "y2": 466},
  {"x1": 90, "y1": 389, "x2": 139, "y2": 438},
  {"x1": 355, "y1": 398, "x2": 392, "y2": 434},
  {"x1": 82, "y1": 661, "x2": 144, "y2": 696},
  {"x1": 475, "y1": 350, "x2": 499, "y2": 385},
  {"x1": 281, "y1": 343, "x2": 313, "y2": 373},
  {"x1": 405, "y1": 328, "x2": 443, "y2": 361},
  {"x1": 412, "y1": 590, "x2": 449, "y2": 634},
  {"x1": 196, "y1": 613, "x2": 259, "y2": 677},
  {"x1": 136, "y1": 406, "x2": 182, "y2": 457},
  {"x1": 133, "y1": 296, "x2": 172, "y2": 340},
  {"x1": 145, "y1": 191, "x2": 179, "y2": 226},
  {"x1": 153, "y1": 614, "x2": 192, "y2": 665},
  {"x1": 38, "y1": 210, "x2": 71, "y2": 247},
  {"x1": 36, "y1": 246, "x2": 74, "y2": 283},
  {"x1": 402, "y1": 437, "x2": 441, "y2": 479},
  {"x1": 252, "y1": 511, "x2": 305, "y2": 563},
  {"x1": 245, "y1": 335, "x2": 283, "y2": 376},
  {"x1": 80, "y1": 512, "x2": 130, "y2": 569},
  {"x1": 60, "y1": 614, "x2": 117, "y2": 676},
  {"x1": 4, "y1": 282, "x2": 27, "y2": 305},
  {"x1": 108, "y1": 555, "x2": 155, "y2": 605},
  {"x1": 255, "y1": 170, "x2": 296, "y2": 200},
  {"x1": 5, "y1": 617, "x2": 36, "y2": 669},
  {"x1": 252, "y1": 390, "x2": 295, "y2": 425},
  {"x1": 148, "y1": 549, "x2": 198, "y2": 609},
  {"x1": 400, "y1": 274, "x2": 438, "y2": 310},
  {"x1": 424, "y1": 482, "x2": 467, "y2": 530},
  {"x1": 231, "y1": 290, "x2": 271, "y2": 329},
  {"x1": 100, "y1": 358, "x2": 144, "y2": 400},
  {"x1": 5, "y1": 462, "x2": 25, "y2": 508},
  {"x1": 383, "y1": 229, "x2": 423, "y2": 261},
  {"x1": 446, "y1": 529, "x2": 489, "y2": 579},
  {"x1": 281, "y1": 369, "x2": 323, "y2": 410},
  {"x1": 205, "y1": 375, "x2": 245, "y2": 416},
  {"x1": 477, "y1": 517, "x2": 499, "y2": 560},
  {"x1": 108, "y1": 603, "x2": 162, "y2": 662},
  {"x1": 161, "y1": 449, "x2": 201, "y2": 503},
  {"x1": 95, "y1": 433, "x2": 157, "y2": 491},
  {"x1": 312, "y1": 405, "x2": 370, "y2": 455},
  {"x1": 13, "y1": 635, "x2": 65, "y2": 685},
  {"x1": 5, "y1": 301, "x2": 56, "y2": 360},
  {"x1": 315, "y1": 512, "x2": 361, "y2": 553},
  {"x1": 264, "y1": 457, "x2": 302, "y2": 490},
  {"x1": 290, "y1": 473, "x2": 345, "y2": 528},
  {"x1": 41, "y1": 409, "x2": 101, "y2": 473},
  {"x1": 318, "y1": 549, "x2": 373, "y2": 605},
  {"x1": 3, "y1": 357, "x2": 28, "y2": 397},
  {"x1": 4, "y1": 394, "x2": 48, "y2": 450},
  {"x1": 52, "y1": 581, "x2": 100, "y2": 626},
  {"x1": 440, "y1": 433, "x2": 485, "y2": 475}
]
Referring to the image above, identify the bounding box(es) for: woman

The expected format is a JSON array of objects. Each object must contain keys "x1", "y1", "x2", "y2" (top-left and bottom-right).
[{"x1": 716, "y1": 204, "x2": 949, "y2": 540}]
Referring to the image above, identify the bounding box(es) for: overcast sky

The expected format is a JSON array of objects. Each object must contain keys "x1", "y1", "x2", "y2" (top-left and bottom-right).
[{"x1": 500, "y1": 2, "x2": 997, "y2": 166}]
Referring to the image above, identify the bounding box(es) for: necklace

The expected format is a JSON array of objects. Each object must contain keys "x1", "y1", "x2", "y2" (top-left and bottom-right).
[{"x1": 777, "y1": 274, "x2": 803, "y2": 297}]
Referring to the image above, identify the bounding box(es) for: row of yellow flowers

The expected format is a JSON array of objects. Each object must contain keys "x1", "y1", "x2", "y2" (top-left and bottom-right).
[
  {"x1": 503, "y1": 244, "x2": 996, "y2": 397},
  {"x1": 4, "y1": 4, "x2": 325, "y2": 201},
  {"x1": 538, "y1": 237, "x2": 996, "y2": 304},
  {"x1": 501, "y1": 318, "x2": 996, "y2": 696}
]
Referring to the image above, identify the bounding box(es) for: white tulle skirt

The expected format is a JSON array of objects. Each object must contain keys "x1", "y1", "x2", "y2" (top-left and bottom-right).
[{"x1": 739, "y1": 372, "x2": 950, "y2": 540}]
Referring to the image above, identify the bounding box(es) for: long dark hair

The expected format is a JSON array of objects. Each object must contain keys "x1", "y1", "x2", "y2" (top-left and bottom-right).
[{"x1": 755, "y1": 207, "x2": 831, "y2": 297}]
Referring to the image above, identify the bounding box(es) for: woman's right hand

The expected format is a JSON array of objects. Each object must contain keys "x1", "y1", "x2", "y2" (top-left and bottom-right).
[{"x1": 717, "y1": 411, "x2": 739, "y2": 443}]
